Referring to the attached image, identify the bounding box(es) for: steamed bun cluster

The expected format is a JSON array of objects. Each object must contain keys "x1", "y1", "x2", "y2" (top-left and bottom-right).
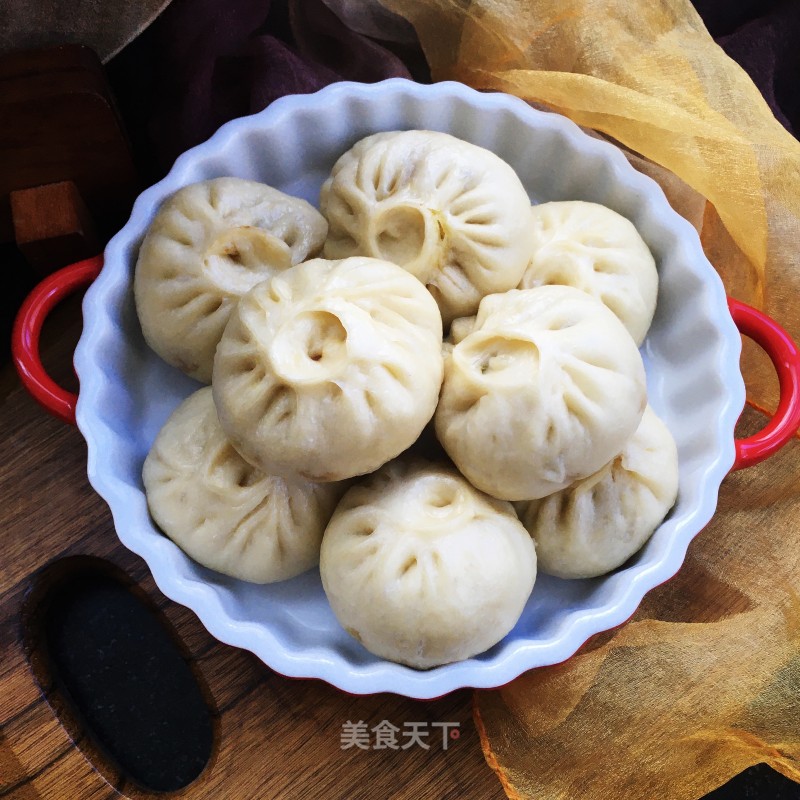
[{"x1": 136, "y1": 129, "x2": 678, "y2": 671}]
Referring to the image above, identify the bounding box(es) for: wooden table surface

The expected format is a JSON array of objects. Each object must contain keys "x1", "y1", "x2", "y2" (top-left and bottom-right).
[{"x1": 0, "y1": 297, "x2": 505, "y2": 800}]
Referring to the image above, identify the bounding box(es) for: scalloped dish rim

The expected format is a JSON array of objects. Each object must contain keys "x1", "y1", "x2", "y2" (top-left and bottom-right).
[{"x1": 73, "y1": 79, "x2": 745, "y2": 698}]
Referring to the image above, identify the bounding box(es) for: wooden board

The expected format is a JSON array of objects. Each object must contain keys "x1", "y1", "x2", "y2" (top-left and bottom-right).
[
  {"x1": 0, "y1": 298, "x2": 504, "y2": 800},
  {"x1": 0, "y1": 45, "x2": 138, "y2": 244}
]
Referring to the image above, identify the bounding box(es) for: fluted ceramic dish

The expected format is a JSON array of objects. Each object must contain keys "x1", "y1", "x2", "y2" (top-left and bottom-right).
[{"x1": 17, "y1": 79, "x2": 800, "y2": 699}]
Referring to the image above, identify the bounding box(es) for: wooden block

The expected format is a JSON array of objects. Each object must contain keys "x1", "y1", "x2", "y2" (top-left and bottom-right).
[
  {"x1": 11, "y1": 181, "x2": 100, "y2": 275},
  {"x1": 0, "y1": 45, "x2": 138, "y2": 247}
]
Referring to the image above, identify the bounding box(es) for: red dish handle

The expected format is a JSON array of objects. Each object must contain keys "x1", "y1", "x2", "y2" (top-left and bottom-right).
[
  {"x1": 12, "y1": 256, "x2": 103, "y2": 426},
  {"x1": 729, "y1": 297, "x2": 800, "y2": 470}
]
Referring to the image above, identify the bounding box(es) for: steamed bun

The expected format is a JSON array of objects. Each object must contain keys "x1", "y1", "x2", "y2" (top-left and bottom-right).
[
  {"x1": 213, "y1": 257, "x2": 443, "y2": 482},
  {"x1": 142, "y1": 388, "x2": 344, "y2": 583},
  {"x1": 320, "y1": 130, "x2": 533, "y2": 324},
  {"x1": 320, "y1": 459, "x2": 537, "y2": 668},
  {"x1": 520, "y1": 201, "x2": 658, "y2": 345},
  {"x1": 435, "y1": 286, "x2": 647, "y2": 501},
  {"x1": 516, "y1": 406, "x2": 678, "y2": 578},
  {"x1": 135, "y1": 177, "x2": 327, "y2": 382}
]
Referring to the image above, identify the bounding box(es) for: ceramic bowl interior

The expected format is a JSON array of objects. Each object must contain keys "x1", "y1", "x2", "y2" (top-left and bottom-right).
[{"x1": 74, "y1": 79, "x2": 745, "y2": 698}]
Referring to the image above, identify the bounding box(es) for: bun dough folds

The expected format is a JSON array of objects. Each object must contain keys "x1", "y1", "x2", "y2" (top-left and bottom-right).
[
  {"x1": 320, "y1": 130, "x2": 533, "y2": 324},
  {"x1": 143, "y1": 388, "x2": 343, "y2": 583},
  {"x1": 435, "y1": 286, "x2": 647, "y2": 501},
  {"x1": 213, "y1": 257, "x2": 444, "y2": 482},
  {"x1": 135, "y1": 177, "x2": 327, "y2": 382},
  {"x1": 516, "y1": 405, "x2": 679, "y2": 578},
  {"x1": 320, "y1": 459, "x2": 537, "y2": 668},
  {"x1": 520, "y1": 201, "x2": 658, "y2": 345}
]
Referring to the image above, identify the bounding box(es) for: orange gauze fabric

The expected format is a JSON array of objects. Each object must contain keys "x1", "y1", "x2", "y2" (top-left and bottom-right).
[{"x1": 378, "y1": 0, "x2": 800, "y2": 415}]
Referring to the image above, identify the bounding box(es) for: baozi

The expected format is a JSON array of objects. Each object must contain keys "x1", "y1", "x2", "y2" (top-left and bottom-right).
[
  {"x1": 213, "y1": 257, "x2": 444, "y2": 482},
  {"x1": 142, "y1": 388, "x2": 344, "y2": 583},
  {"x1": 519, "y1": 201, "x2": 658, "y2": 345},
  {"x1": 516, "y1": 406, "x2": 678, "y2": 578},
  {"x1": 320, "y1": 130, "x2": 534, "y2": 324},
  {"x1": 435, "y1": 286, "x2": 647, "y2": 501},
  {"x1": 320, "y1": 459, "x2": 537, "y2": 668},
  {"x1": 135, "y1": 177, "x2": 327, "y2": 382}
]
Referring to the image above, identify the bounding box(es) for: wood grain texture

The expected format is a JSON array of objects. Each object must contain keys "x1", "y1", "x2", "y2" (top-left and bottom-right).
[
  {"x1": 0, "y1": 46, "x2": 138, "y2": 245},
  {"x1": 0, "y1": 299, "x2": 504, "y2": 800},
  {"x1": 11, "y1": 181, "x2": 100, "y2": 275}
]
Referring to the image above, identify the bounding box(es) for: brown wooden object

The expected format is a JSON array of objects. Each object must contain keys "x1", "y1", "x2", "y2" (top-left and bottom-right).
[
  {"x1": 0, "y1": 301, "x2": 504, "y2": 800},
  {"x1": 0, "y1": 44, "x2": 138, "y2": 272},
  {"x1": 11, "y1": 181, "x2": 100, "y2": 276}
]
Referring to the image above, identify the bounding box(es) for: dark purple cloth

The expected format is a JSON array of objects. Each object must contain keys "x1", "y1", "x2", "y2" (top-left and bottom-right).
[
  {"x1": 108, "y1": 0, "x2": 411, "y2": 178},
  {"x1": 694, "y1": 0, "x2": 799, "y2": 136},
  {"x1": 289, "y1": 0, "x2": 411, "y2": 84}
]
